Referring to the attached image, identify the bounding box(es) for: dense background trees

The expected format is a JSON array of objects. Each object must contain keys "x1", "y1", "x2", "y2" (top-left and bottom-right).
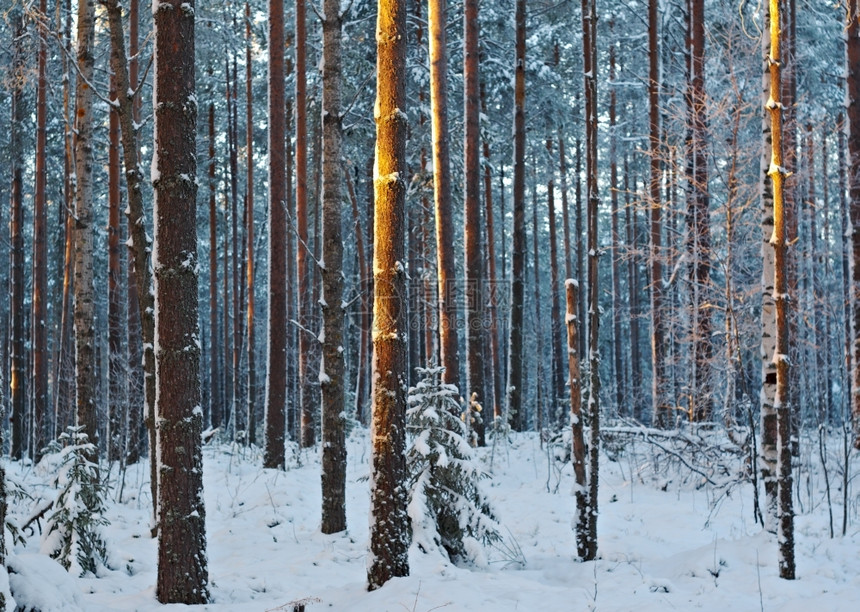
[{"x1": 1, "y1": 0, "x2": 859, "y2": 595}]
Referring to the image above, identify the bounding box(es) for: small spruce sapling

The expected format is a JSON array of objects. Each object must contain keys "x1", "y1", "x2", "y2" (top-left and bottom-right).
[
  {"x1": 406, "y1": 367, "x2": 501, "y2": 565},
  {"x1": 41, "y1": 427, "x2": 109, "y2": 576}
]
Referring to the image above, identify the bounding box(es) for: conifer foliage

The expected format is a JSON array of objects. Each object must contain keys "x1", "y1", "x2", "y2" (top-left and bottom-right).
[
  {"x1": 406, "y1": 367, "x2": 501, "y2": 565},
  {"x1": 41, "y1": 428, "x2": 109, "y2": 577}
]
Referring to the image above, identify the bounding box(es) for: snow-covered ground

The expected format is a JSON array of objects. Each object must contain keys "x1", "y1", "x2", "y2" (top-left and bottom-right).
[{"x1": 5, "y1": 429, "x2": 860, "y2": 611}]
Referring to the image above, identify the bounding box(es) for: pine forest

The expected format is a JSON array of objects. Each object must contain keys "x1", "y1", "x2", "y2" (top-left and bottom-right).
[{"x1": 1, "y1": 0, "x2": 860, "y2": 609}]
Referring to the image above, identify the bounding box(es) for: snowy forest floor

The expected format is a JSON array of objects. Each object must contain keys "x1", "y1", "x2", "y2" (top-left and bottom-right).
[{"x1": 5, "y1": 427, "x2": 860, "y2": 611}]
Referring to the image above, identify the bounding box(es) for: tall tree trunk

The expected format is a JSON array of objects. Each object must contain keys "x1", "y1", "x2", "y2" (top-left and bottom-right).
[
  {"x1": 320, "y1": 0, "x2": 347, "y2": 533},
  {"x1": 32, "y1": 0, "x2": 50, "y2": 462},
  {"x1": 566, "y1": 280, "x2": 587, "y2": 558},
  {"x1": 73, "y1": 0, "x2": 99, "y2": 460},
  {"x1": 688, "y1": 0, "x2": 712, "y2": 422},
  {"x1": 846, "y1": 0, "x2": 860, "y2": 448},
  {"x1": 152, "y1": 0, "x2": 209, "y2": 602},
  {"x1": 546, "y1": 137, "x2": 565, "y2": 409},
  {"x1": 245, "y1": 1, "x2": 257, "y2": 446},
  {"x1": 9, "y1": 7, "x2": 26, "y2": 460},
  {"x1": 429, "y1": 0, "x2": 461, "y2": 391},
  {"x1": 464, "y1": 0, "x2": 485, "y2": 442},
  {"x1": 481, "y1": 84, "x2": 502, "y2": 423},
  {"x1": 532, "y1": 176, "x2": 546, "y2": 433},
  {"x1": 766, "y1": 0, "x2": 795, "y2": 579},
  {"x1": 209, "y1": 104, "x2": 220, "y2": 431},
  {"x1": 625, "y1": 159, "x2": 642, "y2": 421},
  {"x1": 264, "y1": 0, "x2": 287, "y2": 469},
  {"x1": 296, "y1": 0, "x2": 313, "y2": 448},
  {"x1": 106, "y1": 0, "x2": 158, "y2": 513},
  {"x1": 581, "y1": 0, "x2": 600, "y2": 561},
  {"x1": 507, "y1": 0, "x2": 527, "y2": 431},
  {"x1": 367, "y1": 0, "x2": 410, "y2": 588},
  {"x1": 760, "y1": 2, "x2": 779, "y2": 533},
  {"x1": 648, "y1": 0, "x2": 667, "y2": 428},
  {"x1": 838, "y1": 115, "x2": 853, "y2": 444},
  {"x1": 108, "y1": 69, "x2": 127, "y2": 463},
  {"x1": 609, "y1": 29, "x2": 624, "y2": 416}
]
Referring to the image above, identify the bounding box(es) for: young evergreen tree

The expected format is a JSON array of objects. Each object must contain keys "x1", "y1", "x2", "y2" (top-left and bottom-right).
[
  {"x1": 406, "y1": 367, "x2": 500, "y2": 565},
  {"x1": 152, "y1": 0, "x2": 208, "y2": 602}
]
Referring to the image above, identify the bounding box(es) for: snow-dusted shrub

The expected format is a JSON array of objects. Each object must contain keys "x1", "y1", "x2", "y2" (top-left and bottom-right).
[
  {"x1": 406, "y1": 367, "x2": 501, "y2": 565},
  {"x1": 41, "y1": 427, "x2": 109, "y2": 576}
]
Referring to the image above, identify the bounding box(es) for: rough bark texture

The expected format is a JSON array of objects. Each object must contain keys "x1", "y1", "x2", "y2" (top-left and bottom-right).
[
  {"x1": 33, "y1": 0, "x2": 50, "y2": 461},
  {"x1": 108, "y1": 69, "x2": 127, "y2": 463},
  {"x1": 507, "y1": 0, "x2": 527, "y2": 430},
  {"x1": 625, "y1": 158, "x2": 642, "y2": 421},
  {"x1": 766, "y1": 0, "x2": 795, "y2": 579},
  {"x1": 582, "y1": 0, "x2": 600, "y2": 561},
  {"x1": 847, "y1": 0, "x2": 860, "y2": 448},
  {"x1": 73, "y1": 0, "x2": 99, "y2": 459},
  {"x1": 429, "y1": 0, "x2": 461, "y2": 391},
  {"x1": 464, "y1": 0, "x2": 485, "y2": 443},
  {"x1": 688, "y1": 0, "x2": 712, "y2": 422},
  {"x1": 566, "y1": 280, "x2": 588, "y2": 559},
  {"x1": 320, "y1": 0, "x2": 347, "y2": 533},
  {"x1": 152, "y1": 0, "x2": 209, "y2": 603},
  {"x1": 296, "y1": 0, "x2": 313, "y2": 448},
  {"x1": 265, "y1": 0, "x2": 287, "y2": 470},
  {"x1": 367, "y1": 0, "x2": 410, "y2": 588}
]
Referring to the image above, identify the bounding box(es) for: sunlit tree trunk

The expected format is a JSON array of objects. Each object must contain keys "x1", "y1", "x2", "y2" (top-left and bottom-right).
[
  {"x1": 765, "y1": 0, "x2": 795, "y2": 579},
  {"x1": 320, "y1": 0, "x2": 347, "y2": 533},
  {"x1": 760, "y1": 3, "x2": 778, "y2": 533},
  {"x1": 265, "y1": 0, "x2": 287, "y2": 469},
  {"x1": 152, "y1": 0, "x2": 209, "y2": 602},
  {"x1": 429, "y1": 0, "x2": 461, "y2": 391},
  {"x1": 367, "y1": 0, "x2": 410, "y2": 588}
]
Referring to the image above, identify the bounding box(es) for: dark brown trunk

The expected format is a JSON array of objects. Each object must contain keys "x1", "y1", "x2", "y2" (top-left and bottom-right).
[
  {"x1": 507, "y1": 0, "x2": 527, "y2": 430},
  {"x1": 32, "y1": 0, "x2": 50, "y2": 461},
  {"x1": 264, "y1": 0, "x2": 287, "y2": 469},
  {"x1": 464, "y1": 0, "x2": 484, "y2": 442},
  {"x1": 546, "y1": 137, "x2": 565, "y2": 407},
  {"x1": 846, "y1": 0, "x2": 860, "y2": 448},
  {"x1": 245, "y1": 2, "x2": 257, "y2": 446},
  {"x1": 609, "y1": 29, "x2": 624, "y2": 416},
  {"x1": 153, "y1": 0, "x2": 209, "y2": 601}
]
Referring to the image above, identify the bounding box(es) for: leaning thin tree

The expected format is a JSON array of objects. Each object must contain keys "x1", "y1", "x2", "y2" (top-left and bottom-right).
[
  {"x1": 765, "y1": 0, "x2": 795, "y2": 581},
  {"x1": 367, "y1": 0, "x2": 410, "y2": 589},
  {"x1": 152, "y1": 0, "x2": 209, "y2": 602}
]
